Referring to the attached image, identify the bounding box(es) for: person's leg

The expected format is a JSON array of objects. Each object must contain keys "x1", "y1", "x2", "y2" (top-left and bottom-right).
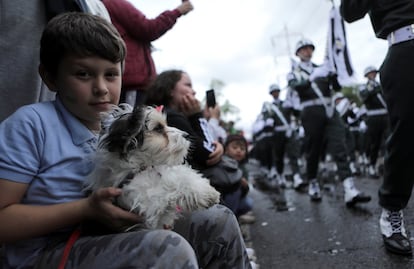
[
  {"x1": 222, "y1": 190, "x2": 242, "y2": 215},
  {"x1": 35, "y1": 229, "x2": 198, "y2": 269},
  {"x1": 366, "y1": 116, "x2": 384, "y2": 177},
  {"x1": 174, "y1": 204, "x2": 252, "y2": 269},
  {"x1": 273, "y1": 132, "x2": 287, "y2": 187},
  {"x1": 301, "y1": 106, "x2": 326, "y2": 181},
  {"x1": 286, "y1": 132, "x2": 306, "y2": 190},
  {"x1": 236, "y1": 196, "x2": 254, "y2": 217},
  {"x1": 378, "y1": 41, "x2": 414, "y2": 255},
  {"x1": 325, "y1": 113, "x2": 352, "y2": 181},
  {"x1": 379, "y1": 42, "x2": 414, "y2": 212},
  {"x1": 301, "y1": 106, "x2": 326, "y2": 200},
  {"x1": 325, "y1": 113, "x2": 371, "y2": 206}
]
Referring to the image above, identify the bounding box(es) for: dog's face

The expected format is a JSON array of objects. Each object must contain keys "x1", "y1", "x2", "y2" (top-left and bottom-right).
[{"x1": 99, "y1": 105, "x2": 190, "y2": 167}]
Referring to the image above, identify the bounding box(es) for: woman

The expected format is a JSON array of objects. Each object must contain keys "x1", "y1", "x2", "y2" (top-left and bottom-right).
[{"x1": 144, "y1": 69, "x2": 223, "y2": 171}]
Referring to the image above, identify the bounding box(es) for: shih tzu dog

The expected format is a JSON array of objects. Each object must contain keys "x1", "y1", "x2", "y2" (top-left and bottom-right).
[{"x1": 85, "y1": 104, "x2": 220, "y2": 230}]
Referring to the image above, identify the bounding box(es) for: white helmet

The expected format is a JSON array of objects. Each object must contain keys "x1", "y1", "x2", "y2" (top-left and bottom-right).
[
  {"x1": 269, "y1": 83, "x2": 281, "y2": 94},
  {"x1": 295, "y1": 38, "x2": 315, "y2": 55},
  {"x1": 363, "y1": 66, "x2": 378, "y2": 77}
]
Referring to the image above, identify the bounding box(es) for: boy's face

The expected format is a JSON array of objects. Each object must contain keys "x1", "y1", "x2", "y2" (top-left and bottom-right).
[
  {"x1": 48, "y1": 55, "x2": 122, "y2": 131},
  {"x1": 225, "y1": 141, "x2": 247, "y2": 162}
]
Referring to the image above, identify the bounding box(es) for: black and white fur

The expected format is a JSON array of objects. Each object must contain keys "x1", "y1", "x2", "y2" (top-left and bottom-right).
[{"x1": 85, "y1": 104, "x2": 220, "y2": 230}]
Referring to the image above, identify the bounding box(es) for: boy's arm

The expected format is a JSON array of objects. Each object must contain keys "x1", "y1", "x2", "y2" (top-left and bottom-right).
[{"x1": 0, "y1": 179, "x2": 141, "y2": 243}]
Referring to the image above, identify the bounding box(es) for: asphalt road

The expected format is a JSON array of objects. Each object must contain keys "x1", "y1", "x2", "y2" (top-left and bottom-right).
[{"x1": 247, "y1": 176, "x2": 414, "y2": 269}]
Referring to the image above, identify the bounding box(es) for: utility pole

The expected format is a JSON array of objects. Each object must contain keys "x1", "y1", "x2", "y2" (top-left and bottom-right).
[{"x1": 271, "y1": 24, "x2": 302, "y2": 63}]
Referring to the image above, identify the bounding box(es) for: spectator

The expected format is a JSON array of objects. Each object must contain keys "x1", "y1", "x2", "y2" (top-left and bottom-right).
[
  {"x1": 144, "y1": 69, "x2": 223, "y2": 171},
  {"x1": 102, "y1": 0, "x2": 194, "y2": 107},
  {"x1": 0, "y1": 0, "x2": 55, "y2": 122},
  {"x1": 223, "y1": 134, "x2": 255, "y2": 224}
]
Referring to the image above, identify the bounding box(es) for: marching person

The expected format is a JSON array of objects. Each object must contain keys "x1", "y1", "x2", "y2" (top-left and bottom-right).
[
  {"x1": 248, "y1": 102, "x2": 280, "y2": 190},
  {"x1": 268, "y1": 84, "x2": 306, "y2": 190},
  {"x1": 359, "y1": 66, "x2": 389, "y2": 179},
  {"x1": 341, "y1": 0, "x2": 414, "y2": 256},
  {"x1": 286, "y1": 38, "x2": 371, "y2": 205}
]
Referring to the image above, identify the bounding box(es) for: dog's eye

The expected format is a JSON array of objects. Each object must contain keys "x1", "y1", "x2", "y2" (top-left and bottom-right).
[{"x1": 152, "y1": 123, "x2": 165, "y2": 134}]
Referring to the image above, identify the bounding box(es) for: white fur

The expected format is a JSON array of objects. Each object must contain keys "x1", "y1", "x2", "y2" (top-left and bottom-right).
[{"x1": 85, "y1": 105, "x2": 220, "y2": 229}]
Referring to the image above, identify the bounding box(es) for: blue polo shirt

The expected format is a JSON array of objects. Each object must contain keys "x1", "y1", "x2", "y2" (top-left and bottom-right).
[{"x1": 0, "y1": 97, "x2": 98, "y2": 268}]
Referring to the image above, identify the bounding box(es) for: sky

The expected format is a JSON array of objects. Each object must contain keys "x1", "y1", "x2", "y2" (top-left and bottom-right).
[{"x1": 129, "y1": 0, "x2": 389, "y2": 138}]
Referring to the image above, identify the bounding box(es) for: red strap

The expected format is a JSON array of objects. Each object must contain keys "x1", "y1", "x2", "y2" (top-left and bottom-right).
[{"x1": 57, "y1": 228, "x2": 81, "y2": 269}]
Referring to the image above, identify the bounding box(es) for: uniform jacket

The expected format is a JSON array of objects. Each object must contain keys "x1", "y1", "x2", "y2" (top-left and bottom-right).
[
  {"x1": 103, "y1": 0, "x2": 181, "y2": 90},
  {"x1": 340, "y1": 0, "x2": 414, "y2": 39},
  {"x1": 271, "y1": 99, "x2": 289, "y2": 129},
  {"x1": 287, "y1": 61, "x2": 329, "y2": 102},
  {"x1": 360, "y1": 79, "x2": 387, "y2": 111}
]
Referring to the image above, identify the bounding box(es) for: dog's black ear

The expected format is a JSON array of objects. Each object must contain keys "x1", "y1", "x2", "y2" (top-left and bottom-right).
[
  {"x1": 100, "y1": 105, "x2": 146, "y2": 159},
  {"x1": 125, "y1": 105, "x2": 146, "y2": 148}
]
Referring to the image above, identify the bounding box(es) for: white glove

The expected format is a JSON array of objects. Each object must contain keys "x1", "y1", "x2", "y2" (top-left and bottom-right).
[{"x1": 265, "y1": 118, "x2": 274, "y2": 127}]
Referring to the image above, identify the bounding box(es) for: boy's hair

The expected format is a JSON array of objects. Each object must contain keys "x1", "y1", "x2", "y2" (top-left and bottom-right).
[
  {"x1": 225, "y1": 134, "x2": 249, "y2": 163},
  {"x1": 225, "y1": 134, "x2": 248, "y2": 151},
  {"x1": 40, "y1": 12, "x2": 126, "y2": 77}
]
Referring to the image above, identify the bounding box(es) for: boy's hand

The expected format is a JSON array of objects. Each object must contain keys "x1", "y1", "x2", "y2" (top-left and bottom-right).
[{"x1": 85, "y1": 187, "x2": 143, "y2": 231}]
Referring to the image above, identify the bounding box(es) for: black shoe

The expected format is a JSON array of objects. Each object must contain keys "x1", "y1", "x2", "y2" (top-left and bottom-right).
[
  {"x1": 380, "y1": 209, "x2": 413, "y2": 256},
  {"x1": 308, "y1": 181, "x2": 322, "y2": 202},
  {"x1": 345, "y1": 192, "x2": 371, "y2": 207},
  {"x1": 383, "y1": 233, "x2": 412, "y2": 256}
]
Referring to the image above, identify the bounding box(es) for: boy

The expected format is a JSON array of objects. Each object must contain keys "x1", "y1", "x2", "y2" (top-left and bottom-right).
[{"x1": 0, "y1": 13, "x2": 251, "y2": 268}]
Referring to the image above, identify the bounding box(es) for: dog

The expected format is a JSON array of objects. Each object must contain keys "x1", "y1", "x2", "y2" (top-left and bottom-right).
[{"x1": 84, "y1": 104, "x2": 220, "y2": 230}]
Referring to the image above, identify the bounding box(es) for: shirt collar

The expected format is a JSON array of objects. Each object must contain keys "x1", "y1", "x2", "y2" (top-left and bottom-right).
[{"x1": 55, "y1": 97, "x2": 98, "y2": 146}]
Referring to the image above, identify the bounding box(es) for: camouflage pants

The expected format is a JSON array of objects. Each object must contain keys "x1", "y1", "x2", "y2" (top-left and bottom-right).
[{"x1": 34, "y1": 205, "x2": 251, "y2": 269}]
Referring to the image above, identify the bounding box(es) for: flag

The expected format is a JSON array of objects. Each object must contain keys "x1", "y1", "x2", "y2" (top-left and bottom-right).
[{"x1": 310, "y1": 5, "x2": 356, "y2": 86}]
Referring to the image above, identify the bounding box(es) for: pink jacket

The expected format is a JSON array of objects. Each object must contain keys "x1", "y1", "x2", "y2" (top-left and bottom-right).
[{"x1": 103, "y1": 0, "x2": 181, "y2": 90}]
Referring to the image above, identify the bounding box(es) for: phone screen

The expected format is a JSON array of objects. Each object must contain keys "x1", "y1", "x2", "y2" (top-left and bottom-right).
[{"x1": 206, "y1": 89, "x2": 216, "y2": 108}]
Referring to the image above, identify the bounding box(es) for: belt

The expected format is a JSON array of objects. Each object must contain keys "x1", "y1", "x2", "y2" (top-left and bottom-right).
[
  {"x1": 366, "y1": 108, "x2": 387, "y2": 116},
  {"x1": 274, "y1": 125, "x2": 289, "y2": 132},
  {"x1": 388, "y1": 24, "x2": 414, "y2": 47},
  {"x1": 300, "y1": 97, "x2": 331, "y2": 109},
  {"x1": 254, "y1": 132, "x2": 273, "y2": 141}
]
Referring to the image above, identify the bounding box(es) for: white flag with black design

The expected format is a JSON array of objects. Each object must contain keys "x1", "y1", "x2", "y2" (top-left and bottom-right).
[{"x1": 310, "y1": 5, "x2": 356, "y2": 86}]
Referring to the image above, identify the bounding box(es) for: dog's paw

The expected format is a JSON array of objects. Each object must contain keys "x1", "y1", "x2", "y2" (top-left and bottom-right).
[{"x1": 198, "y1": 187, "x2": 221, "y2": 208}]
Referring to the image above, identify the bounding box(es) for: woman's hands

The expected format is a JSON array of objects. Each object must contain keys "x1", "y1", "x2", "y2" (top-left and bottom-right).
[{"x1": 179, "y1": 93, "x2": 201, "y2": 116}]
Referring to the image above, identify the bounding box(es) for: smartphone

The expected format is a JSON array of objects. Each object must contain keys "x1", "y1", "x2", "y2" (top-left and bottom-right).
[{"x1": 206, "y1": 89, "x2": 216, "y2": 108}]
